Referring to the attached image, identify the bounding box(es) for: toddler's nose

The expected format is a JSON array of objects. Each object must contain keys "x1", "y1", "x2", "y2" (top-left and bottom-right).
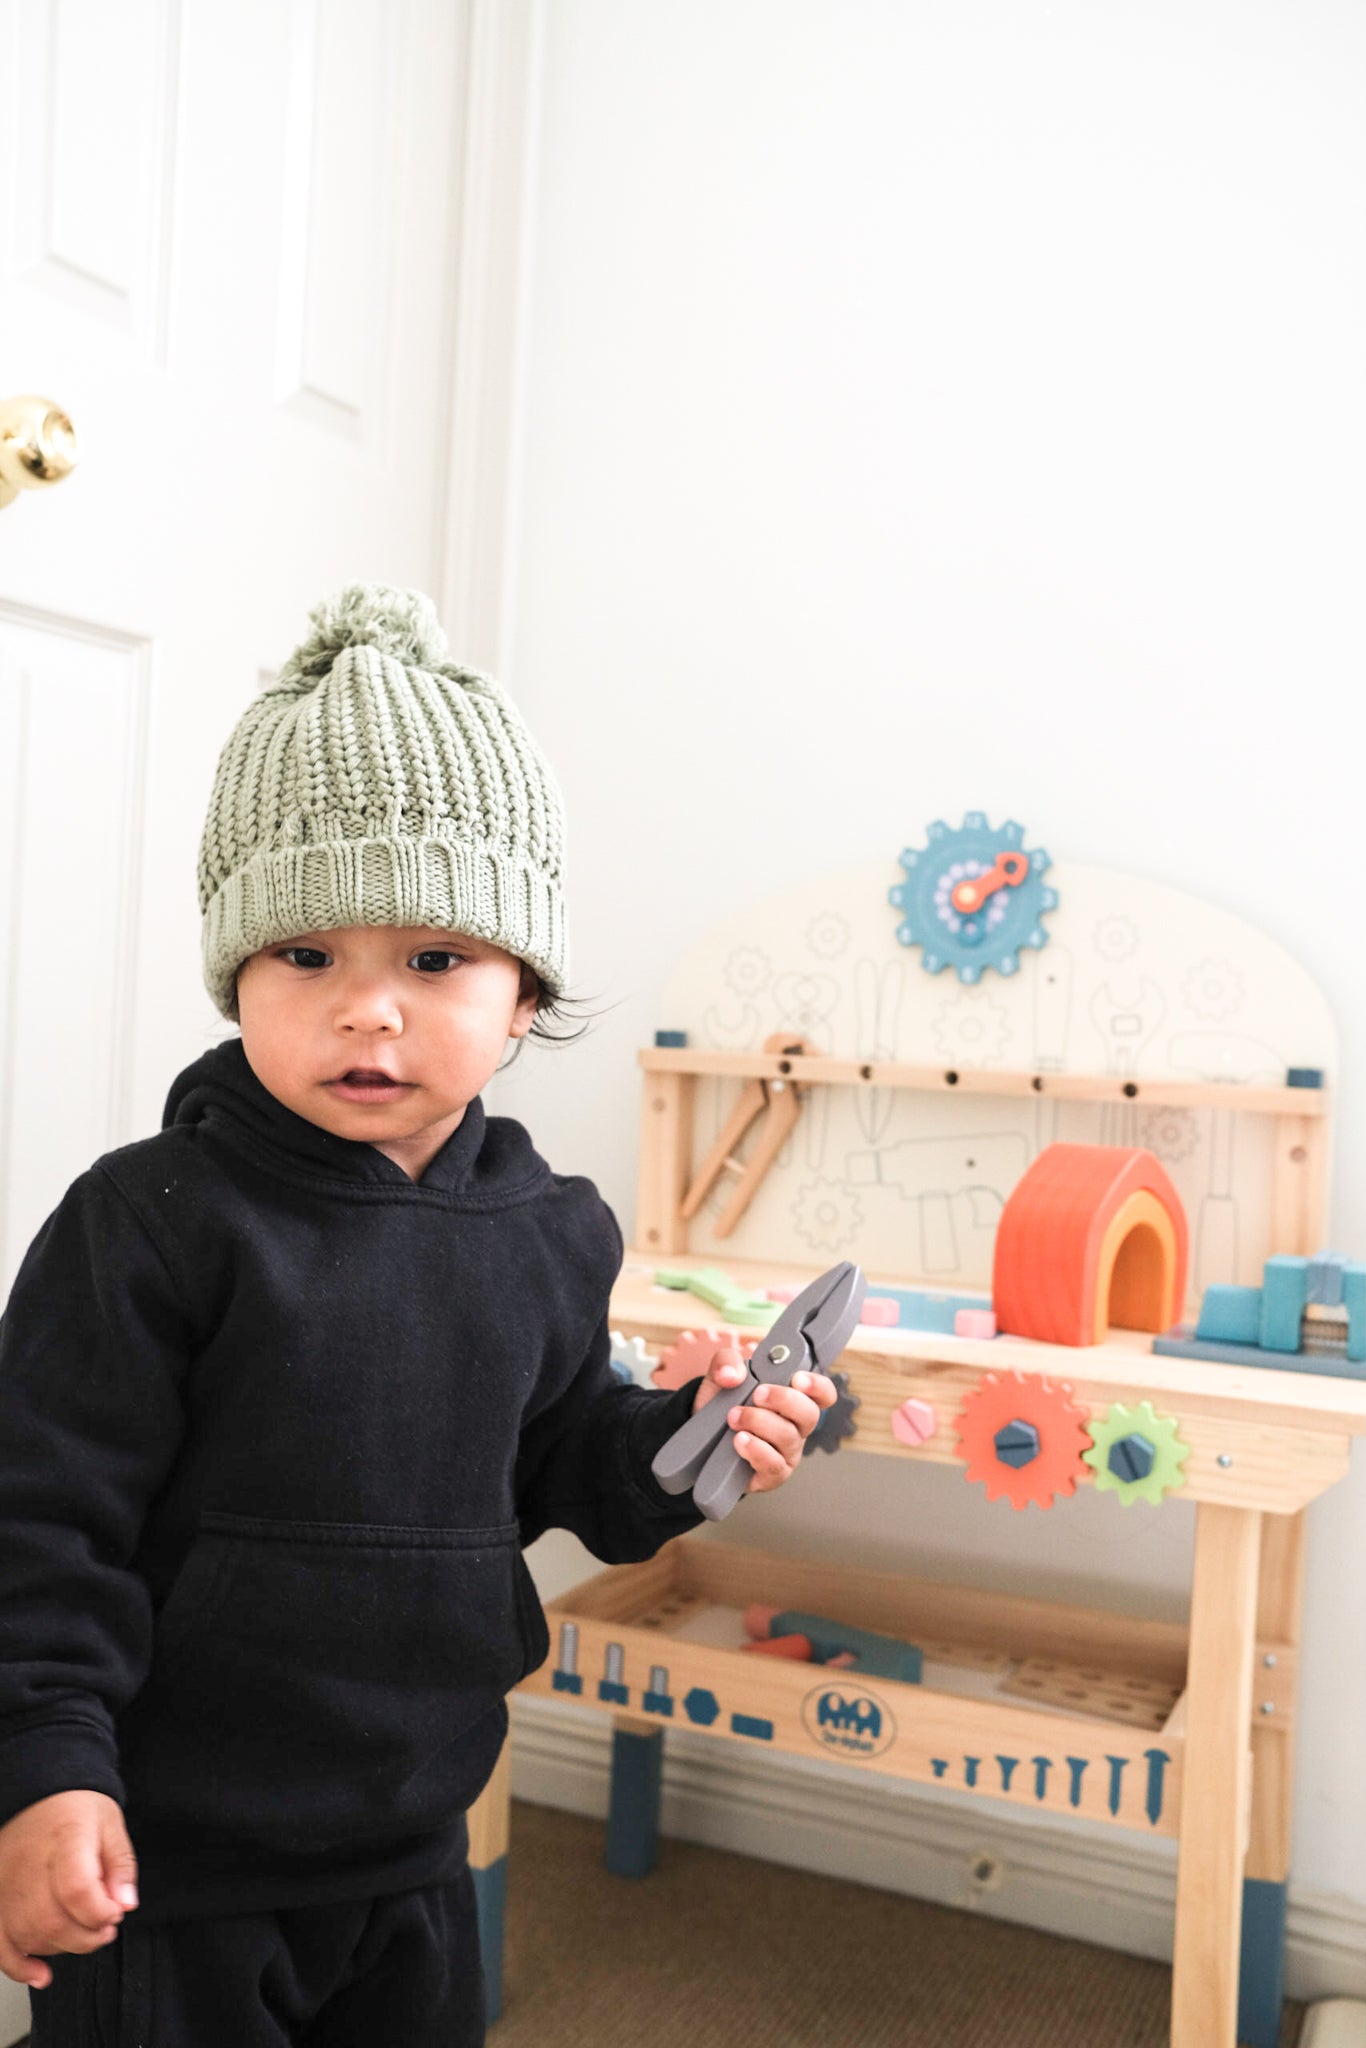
[{"x1": 336, "y1": 985, "x2": 403, "y2": 1035}]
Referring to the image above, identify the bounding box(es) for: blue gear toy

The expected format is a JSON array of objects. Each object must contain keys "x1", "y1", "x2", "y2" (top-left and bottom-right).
[{"x1": 889, "y1": 812, "x2": 1057, "y2": 984}]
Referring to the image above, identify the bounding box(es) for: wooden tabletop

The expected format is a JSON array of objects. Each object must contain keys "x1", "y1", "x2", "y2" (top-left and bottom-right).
[{"x1": 616, "y1": 1249, "x2": 1366, "y2": 1443}]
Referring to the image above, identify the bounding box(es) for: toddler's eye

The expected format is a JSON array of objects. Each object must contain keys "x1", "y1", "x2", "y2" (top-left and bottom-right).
[
  {"x1": 411, "y1": 951, "x2": 463, "y2": 974},
  {"x1": 282, "y1": 947, "x2": 329, "y2": 970}
]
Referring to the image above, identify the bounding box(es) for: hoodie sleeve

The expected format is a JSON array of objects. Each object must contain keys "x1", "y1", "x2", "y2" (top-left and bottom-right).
[
  {"x1": 514, "y1": 1315, "x2": 710, "y2": 1559},
  {"x1": 0, "y1": 1166, "x2": 191, "y2": 1829}
]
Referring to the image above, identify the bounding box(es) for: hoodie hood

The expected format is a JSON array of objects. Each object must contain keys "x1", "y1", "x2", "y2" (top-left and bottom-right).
[{"x1": 162, "y1": 1036, "x2": 548, "y2": 1202}]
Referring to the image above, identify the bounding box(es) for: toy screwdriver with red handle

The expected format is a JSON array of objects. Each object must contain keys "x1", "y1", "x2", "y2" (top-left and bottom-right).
[{"x1": 651, "y1": 1261, "x2": 867, "y2": 1521}]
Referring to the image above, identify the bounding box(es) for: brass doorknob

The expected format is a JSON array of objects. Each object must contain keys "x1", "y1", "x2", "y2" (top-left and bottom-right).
[{"x1": 0, "y1": 394, "x2": 79, "y2": 509}]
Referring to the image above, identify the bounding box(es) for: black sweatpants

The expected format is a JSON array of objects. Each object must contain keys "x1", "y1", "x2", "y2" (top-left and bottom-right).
[{"x1": 28, "y1": 1866, "x2": 484, "y2": 2047}]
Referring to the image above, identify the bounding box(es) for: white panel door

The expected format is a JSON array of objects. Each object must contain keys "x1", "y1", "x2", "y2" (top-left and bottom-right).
[
  {"x1": 0, "y1": 0, "x2": 467, "y2": 1292},
  {"x1": 0, "y1": 8, "x2": 467, "y2": 2025}
]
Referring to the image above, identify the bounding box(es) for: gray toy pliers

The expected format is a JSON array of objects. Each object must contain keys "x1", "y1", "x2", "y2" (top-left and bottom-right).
[{"x1": 650, "y1": 1261, "x2": 867, "y2": 1522}]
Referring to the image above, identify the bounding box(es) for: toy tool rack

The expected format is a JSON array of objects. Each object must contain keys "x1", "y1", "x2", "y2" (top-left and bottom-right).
[
  {"x1": 634, "y1": 1045, "x2": 1331, "y2": 1265},
  {"x1": 484, "y1": 1041, "x2": 1366, "y2": 2048}
]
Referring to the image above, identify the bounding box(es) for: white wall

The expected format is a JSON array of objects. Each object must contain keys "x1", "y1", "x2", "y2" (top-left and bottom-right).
[{"x1": 489, "y1": 0, "x2": 1366, "y2": 1914}]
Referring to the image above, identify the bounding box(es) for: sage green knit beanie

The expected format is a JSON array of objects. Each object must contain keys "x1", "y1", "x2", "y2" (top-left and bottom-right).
[{"x1": 198, "y1": 584, "x2": 567, "y2": 1020}]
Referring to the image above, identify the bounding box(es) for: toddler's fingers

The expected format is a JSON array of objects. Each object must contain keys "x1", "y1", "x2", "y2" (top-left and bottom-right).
[
  {"x1": 48, "y1": 1829, "x2": 126, "y2": 1933},
  {"x1": 791, "y1": 1370, "x2": 838, "y2": 1409},
  {"x1": 731, "y1": 1429, "x2": 789, "y2": 1489},
  {"x1": 728, "y1": 1402, "x2": 802, "y2": 1462},
  {"x1": 749, "y1": 1382, "x2": 823, "y2": 1436},
  {"x1": 0, "y1": 1929, "x2": 51, "y2": 1990},
  {"x1": 690, "y1": 1344, "x2": 748, "y2": 1414}
]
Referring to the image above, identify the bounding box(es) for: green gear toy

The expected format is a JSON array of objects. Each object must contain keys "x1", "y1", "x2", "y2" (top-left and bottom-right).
[{"x1": 1082, "y1": 1399, "x2": 1191, "y2": 1506}]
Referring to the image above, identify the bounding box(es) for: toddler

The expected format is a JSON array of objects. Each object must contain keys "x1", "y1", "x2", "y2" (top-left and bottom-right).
[{"x1": 0, "y1": 588, "x2": 834, "y2": 2045}]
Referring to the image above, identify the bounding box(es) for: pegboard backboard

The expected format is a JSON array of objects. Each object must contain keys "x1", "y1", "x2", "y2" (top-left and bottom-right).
[{"x1": 647, "y1": 858, "x2": 1336, "y2": 1307}]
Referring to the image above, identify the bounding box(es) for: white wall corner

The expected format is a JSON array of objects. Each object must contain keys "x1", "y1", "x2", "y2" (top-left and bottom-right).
[
  {"x1": 509, "y1": 1696, "x2": 1366, "y2": 2010},
  {"x1": 437, "y1": 0, "x2": 542, "y2": 675}
]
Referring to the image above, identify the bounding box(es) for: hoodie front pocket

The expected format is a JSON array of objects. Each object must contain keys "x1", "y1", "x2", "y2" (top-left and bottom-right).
[{"x1": 133, "y1": 1512, "x2": 533, "y2": 1853}]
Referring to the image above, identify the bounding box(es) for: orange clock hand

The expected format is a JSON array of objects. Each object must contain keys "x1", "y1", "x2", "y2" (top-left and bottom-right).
[{"x1": 951, "y1": 851, "x2": 1029, "y2": 915}]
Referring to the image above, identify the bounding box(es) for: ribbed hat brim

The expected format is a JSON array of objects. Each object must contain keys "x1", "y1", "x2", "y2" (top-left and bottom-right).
[{"x1": 203, "y1": 836, "x2": 568, "y2": 1020}]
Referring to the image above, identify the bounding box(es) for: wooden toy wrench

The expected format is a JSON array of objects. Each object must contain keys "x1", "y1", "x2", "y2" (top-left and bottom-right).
[{"x1": 651, "y1": 1260, "x2": 867, "y2": 1521}]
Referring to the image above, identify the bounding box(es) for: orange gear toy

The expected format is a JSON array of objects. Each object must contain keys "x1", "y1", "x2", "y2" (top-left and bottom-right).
[
  {"x1": 955, "y1": 1369, "x2": 1091, "y2": 1510},
  {"x1": 652, "y1": 1329, "x2": 758, "y2": 1392}
]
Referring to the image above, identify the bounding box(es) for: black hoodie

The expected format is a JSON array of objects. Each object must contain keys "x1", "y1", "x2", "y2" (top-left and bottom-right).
[{"x1": 0, "y1": 1038, "x2": 705, "y2": 1918}]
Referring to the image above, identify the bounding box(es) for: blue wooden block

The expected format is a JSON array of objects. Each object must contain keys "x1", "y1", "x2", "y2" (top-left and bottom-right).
[
  {"x1": 471, "y1": 1853, "x2": 507, "y2": 2027},
  {"x1": 1259, "y1": 1256, "x2": 1308, "y2": 1353},
  {"x1": 606, "y1": 1726, "x2": 663, "y2": 1879},
  {"x1": 1344, "y1": 1263, "x2": 1366, "y2": 1363},
  {"x1": 1195, "y1": 1284, "x2": 1262, "y2": 1345},
  {"x1": 1237, "y1": 1877, "x2": 1287, "y2": 2048},
  {"x1": 654, "y1": 1029, "x2": 688, "y2": 1048},
  {"x1": 1306, "y1": 1252, "x2": 1348, "y2": 1308},
  {"x1": 1285, "y1": 1066, "x2": 1324, "y2": 1088},
  {"x1": 874, "y1": 1285, "x2": 993, "y2": 1334}
]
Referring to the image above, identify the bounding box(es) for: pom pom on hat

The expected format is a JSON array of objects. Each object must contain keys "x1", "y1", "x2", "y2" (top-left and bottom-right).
[{"x1": 274, "y1": 583, "x2": 449, "y2": 694}]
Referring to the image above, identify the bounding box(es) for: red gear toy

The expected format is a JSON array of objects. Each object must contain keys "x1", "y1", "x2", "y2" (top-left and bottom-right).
[
  {"x1": 955, "y1": 1369, "x2": 1091, "y2": 1510},
  {"x1": 652, "y1": 1328, "x2": 758, "y2": 1392}
]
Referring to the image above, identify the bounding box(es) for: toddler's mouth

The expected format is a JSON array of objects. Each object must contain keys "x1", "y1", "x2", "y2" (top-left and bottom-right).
[{"x1": 327, "y1": 1070, "x2": 415, "y2": 1101}]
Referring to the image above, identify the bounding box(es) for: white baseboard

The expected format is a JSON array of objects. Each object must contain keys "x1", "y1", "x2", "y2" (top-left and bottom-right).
[
  {"x1": 1299, "y1": 2002, "x2": 1366, "y2": 2047},
  {"x1": 509, "y1": 1696, "x2": 1366, "y2": 2008}
]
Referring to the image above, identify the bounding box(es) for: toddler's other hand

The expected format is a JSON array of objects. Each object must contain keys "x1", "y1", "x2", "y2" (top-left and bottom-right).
[
  {"x1": 689, "y1": 1342, "x2": 838, "y2": 1497},
  {"x1": 0, "y1": 1789, "x2": 137, "y2": 1990}
]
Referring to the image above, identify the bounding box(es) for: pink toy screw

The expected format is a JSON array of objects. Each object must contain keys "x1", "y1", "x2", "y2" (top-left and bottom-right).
[{"x1": 892, "y1": 1397, "x2": 937, "y2": 1446}]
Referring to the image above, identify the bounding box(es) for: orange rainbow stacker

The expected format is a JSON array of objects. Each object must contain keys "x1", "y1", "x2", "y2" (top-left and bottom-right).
[{"x1": 992, "y1": 1143, "x2": 1189, "y2": 1347}]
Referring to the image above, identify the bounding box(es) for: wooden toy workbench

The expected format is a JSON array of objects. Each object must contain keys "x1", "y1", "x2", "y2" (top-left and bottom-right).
[{"x1": 474, "y1": 849, "x2": 1362, "y2": 2047}]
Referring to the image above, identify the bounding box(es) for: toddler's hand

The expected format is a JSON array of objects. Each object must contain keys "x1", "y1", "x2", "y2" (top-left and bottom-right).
[
  {"x1": 689, "y1": 1343, "x2": 838, "y2": 1497},
  {"x1": 0, "y1": 1790, "x2": 138, "y2": 1990}
]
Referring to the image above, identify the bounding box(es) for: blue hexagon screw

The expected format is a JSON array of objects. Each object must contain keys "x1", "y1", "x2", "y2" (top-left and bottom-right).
[
  {"x1": 994, "y1": 1419, "x2": 1041, "y2": 1469},
  {"x1": 1107, "y1": 1433, "x2": 1156, "y2": 1484},
  {"x1": 683, "y1": 1687, "x2": 720, "y2": 1727}
]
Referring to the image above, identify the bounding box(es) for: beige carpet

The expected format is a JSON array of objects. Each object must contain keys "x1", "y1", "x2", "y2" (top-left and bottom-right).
[{"x1": 496, "y1": 1800, "x2": 1304, "y2": 2047}]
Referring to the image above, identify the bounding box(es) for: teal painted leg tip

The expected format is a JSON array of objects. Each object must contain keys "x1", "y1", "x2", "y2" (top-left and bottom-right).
[
  {"x1": 606, "y1": 1727, "x2": 663, "y2": 1881},
  {"x1": 1238, "y1": 1877, "x2": 1287, "y2": 2048},
  {"x1": 472, "y1": 1854, "x2": 507, "y2": 2027}
]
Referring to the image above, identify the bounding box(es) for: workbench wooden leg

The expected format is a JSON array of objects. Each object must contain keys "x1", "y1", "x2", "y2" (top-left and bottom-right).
[
  {"x1": 468, "y1": 1737, "x2": 512, "y2": 2025},
  {"x1": 1238, "y1": 1509, "x2": 1305, "y2": 2048},
  {"x1": 1172, "y1": 1503, "x2": 1262, "y2": 2048},
  {"x1": 606, "y1": 1716, "x2": 664, "y2": 1879}
]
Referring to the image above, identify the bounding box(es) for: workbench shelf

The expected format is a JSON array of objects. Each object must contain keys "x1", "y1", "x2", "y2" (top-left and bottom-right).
[{"x1": 517, "y1": 1537, "x2": 1191, "y2": 1839}]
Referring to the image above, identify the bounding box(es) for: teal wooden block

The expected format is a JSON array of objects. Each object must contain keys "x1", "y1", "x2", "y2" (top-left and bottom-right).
[
  {"x1": 1345, "y1": 1264, "x2": 1366, "y2": 1363},
  {"x1": 1195, "y1": 1284, "x2": 1262, "y2": 1345},
  {"x1": 1259, "y1": 1256, "x2": 1308, "y2": 1353},
  {"x1": 1306, "y1": 1252, "x2": 1348, "y2": 1307}
]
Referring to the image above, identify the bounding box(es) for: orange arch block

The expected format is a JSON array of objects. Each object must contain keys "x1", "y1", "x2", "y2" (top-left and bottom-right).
[{"x1": 992, "y1": 1144, "x2": 1189, "y2": 1348}]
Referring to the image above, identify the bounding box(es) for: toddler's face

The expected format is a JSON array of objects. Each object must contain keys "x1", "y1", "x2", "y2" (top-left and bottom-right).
[{"x1": 235, "y1": 924, "x2": 539, "y2": 1181}]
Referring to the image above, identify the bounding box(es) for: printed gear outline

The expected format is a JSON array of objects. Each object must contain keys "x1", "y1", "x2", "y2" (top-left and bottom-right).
[
  {"x1": 931, "y1": 986, "x2": 1012, "y2": 1066},
  {"x1": 803, "y1": 1371, "x2": 860, "y2": 1456},
  {"x1": 792, "y1": 1177, "x2": 864, "y2": 1253},
  {"x1": 889, "y1": 812, "x2": 1058, "y2": 984},
  {"x1": 1082, "y1": 1399, "x2": 1191, "y2": 1506},
  {"x1": 955, "y1": 1370, "x2": 1092, "y2": 1510}
]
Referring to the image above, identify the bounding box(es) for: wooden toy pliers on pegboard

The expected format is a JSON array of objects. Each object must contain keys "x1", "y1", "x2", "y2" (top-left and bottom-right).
[{"x1": 679, "y1": 1031, "x2": 815, "y2": 1238}]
